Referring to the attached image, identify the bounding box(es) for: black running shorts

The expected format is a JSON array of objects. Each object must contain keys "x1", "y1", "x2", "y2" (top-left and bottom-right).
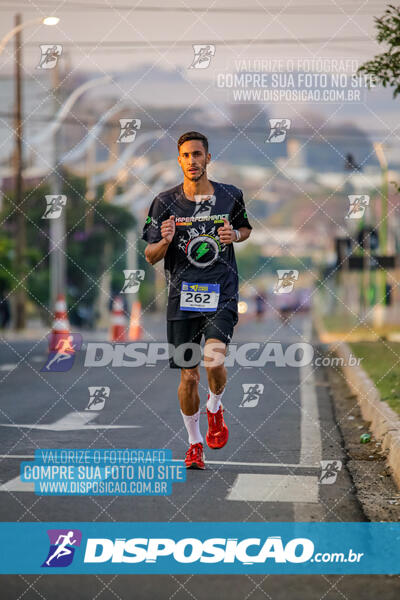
[{"x1": 166, "y1": 308, "x2": 238, "y2": 369}]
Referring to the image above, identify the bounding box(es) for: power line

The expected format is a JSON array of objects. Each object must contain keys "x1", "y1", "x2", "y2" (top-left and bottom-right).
[
  {"x1": 0, "y1": 3, "x2": 387, "y2": 13},
  {"x1": 15, "y1": 37, "x2": 374, "y2": 48}
]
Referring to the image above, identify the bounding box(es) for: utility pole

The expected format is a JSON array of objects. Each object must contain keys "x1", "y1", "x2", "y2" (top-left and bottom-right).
[
  {"x1": 49, "y1": 60, "x2": 66, "y2": 310},
  {"x1": 13, "y1": 13, "x2": 26, "y2": 330},
  {"x1": 85, "y1": 114, "x2": 96, "y2": 233},
  {"x1": 373, "y1": 143, "x2": 388, "y2": 328}
]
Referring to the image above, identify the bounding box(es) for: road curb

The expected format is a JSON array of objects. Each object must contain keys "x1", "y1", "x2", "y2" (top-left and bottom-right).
[{"x1": 313, "y1": 312, "x2": 400, "y2": 490}]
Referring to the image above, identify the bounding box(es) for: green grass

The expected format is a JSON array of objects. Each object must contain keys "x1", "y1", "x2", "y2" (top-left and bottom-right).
[
  {"x1": 349, "y1": 341, "x2": 400, "y2": 414},
  {"x1": 323, "y1": 313, "x2": 359, "y2": 333},
  {"x1": 322, "y1": 313, "x2": 400, "y2": 339}
]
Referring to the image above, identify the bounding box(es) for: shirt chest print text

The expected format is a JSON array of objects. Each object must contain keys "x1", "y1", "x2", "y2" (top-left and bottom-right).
[{"x1": 176, "y1": 215, "x2": 229, "y2": 257}]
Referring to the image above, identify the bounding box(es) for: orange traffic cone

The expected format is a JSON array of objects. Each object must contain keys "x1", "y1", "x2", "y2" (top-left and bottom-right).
[
  {"x1": 110, "y1": 296, "x2": 127, "y2": 342},
  {"x1": 128, "y1": 301, "x2": 143, "y2": 340},
  {"x1": 49, "y1": 294, "x2": 71, "y2": 352}
]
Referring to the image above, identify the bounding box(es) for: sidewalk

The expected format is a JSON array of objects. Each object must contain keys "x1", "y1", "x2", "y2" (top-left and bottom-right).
[{"x1": 313, "y1": 308, "x2": 400, "y2": 490}]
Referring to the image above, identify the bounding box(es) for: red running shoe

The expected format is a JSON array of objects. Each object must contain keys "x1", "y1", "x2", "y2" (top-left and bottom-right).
[
  {"x1": 185, "y1": 442, "x2": 205, "y2": 469},
  {"x1": 206, "y1": 404, "x2": 229, "y2": 449}
]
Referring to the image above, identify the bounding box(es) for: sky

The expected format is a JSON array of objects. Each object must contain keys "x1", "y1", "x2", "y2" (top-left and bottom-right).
[
  {"x1": 0, "y1": 1, "x2": 398, "y2": 157},
  {"x1": 0, "y1": 0, "x2": 388, "y2": 74}
]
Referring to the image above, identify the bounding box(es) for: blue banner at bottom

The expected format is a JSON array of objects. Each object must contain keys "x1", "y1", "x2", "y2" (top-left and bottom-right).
[{"x1": 0, "y1": 522, "x2": 399, "y2": 574}]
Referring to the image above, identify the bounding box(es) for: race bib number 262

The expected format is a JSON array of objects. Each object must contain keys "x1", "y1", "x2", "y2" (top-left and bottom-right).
[{"x1": 180, "y1": 282, "x2": 220, "y2": 312}]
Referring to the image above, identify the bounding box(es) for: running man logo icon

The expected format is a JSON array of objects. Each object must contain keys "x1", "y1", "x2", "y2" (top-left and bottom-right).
[
  {"x1": 193, "y1": 195, "x2": 216, "y2": 217},
  {"x1": 345, "y1": 195, "x2": 370, "y2": 219},
  {"x1": 117, "y1": 119, "x2": 141, "y2": 143},
  {"x1": 37, "y1": 45, "x2": 63, "y2": 69},
  {"x1": 266, "y1": 119, "x2": 291, "y2": 143},
  {"x1": 120, "y1": 269, "x2": 145, "y2": 294},
  {"x1": 42, "y1": 195, "x2": 67, "y2": 219},
  {"x1": 41, "y1": 334, "x2": 82, "y2": 373},
  {"x1": 189, "y1": 44, "x2": 216, "y2": 69},
  {"x1": 86, "y1": 386, "x2": 110, "y2": 411},
  {"x1": 239, "y1": 384, "x2": 264, "y2": 408},
  {"x1": 273, "y1": 270, "x2": 299, "y2": 294},
  {"x1": 42, "y1": 529, "x2": 82, "y2": 567},
  {"x1": 319, "y1": 460, "x2": 343, "y2": 484}
]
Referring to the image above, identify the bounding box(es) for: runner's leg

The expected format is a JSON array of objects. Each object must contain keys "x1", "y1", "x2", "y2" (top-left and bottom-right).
[
  {"x1": 202, "y1": 309, "x2": 236, "y2": 449},
  {"x1": 179, "y1": 366, "x2": 201, "y2": 415},
  {"x1": 204, "y1": 338, "x2": 227, "y2": 413},
  {"x1": 167, "y1": 318, "x2": 203, "y2": 447},
  {"x1": 179, "y1": 366, "x2": 203, "y2": 445}
]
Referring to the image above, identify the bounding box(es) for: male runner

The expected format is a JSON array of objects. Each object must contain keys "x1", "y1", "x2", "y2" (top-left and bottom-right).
[{"x1": 142, "y1": 131, "x2": 252, "y2": 469}]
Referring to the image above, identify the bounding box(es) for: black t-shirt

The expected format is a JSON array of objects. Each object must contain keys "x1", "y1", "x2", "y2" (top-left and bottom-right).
[{"x1": 141, "y1": 180, "x2": 252, "y2": 321}]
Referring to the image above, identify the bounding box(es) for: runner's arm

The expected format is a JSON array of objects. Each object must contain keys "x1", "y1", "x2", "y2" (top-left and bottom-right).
[
  {"x1": 234, "y1": 226, "x2": 252, "y2": 243},
  {"x1": 142, "y1": 196, "x2": 172, "y2": 265},
  {"x1": 231, "y1": 189, "x2": 253, "y2": 243},
  {"x1": 144, "y1": 238, "x2": 170, "y2": 265}
]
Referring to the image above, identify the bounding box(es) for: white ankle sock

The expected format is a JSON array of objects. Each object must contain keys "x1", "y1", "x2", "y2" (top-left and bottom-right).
[
  {"x1": 181, "y1": 409, "x2": 203, "y2": 445},
  {"x1": 207, "y1": 389, "x2": 224, "y2": 413}
]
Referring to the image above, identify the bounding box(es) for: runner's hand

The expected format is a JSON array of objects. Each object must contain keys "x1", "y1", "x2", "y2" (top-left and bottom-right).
[
  {"x1": 161, "y1": 215, "x2": 175, "y2": 243},
  {"x1": 217, "y1": 217, "x2": 235, "y2": 244}
]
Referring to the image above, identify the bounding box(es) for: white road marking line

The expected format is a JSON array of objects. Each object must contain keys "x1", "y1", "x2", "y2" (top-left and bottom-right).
[
  {"x1": 0, "y1": 411, "x2": 141, "y2": 431},
  {"x1": 0, "y1": 476, "x2": 33, "y2": 492},
  {"x1": 299, "y1": 318, "x2": 322, "y2": 466},
  {"x1": 180, "y1": 459, "x2": 318, "y2": 468},
  {"x1": 227, "y1": 474, "x2": 319, "y2": 503},
  {"x1": 0, "y1": 364, "x2": 18, "y2": 371},
  {"x1": 0, "y1": 455, "x2": 317, "y2": 469},
  {"x1": 294, "y1": 318, "x2": 324, "y2": 520},
  {"x1": 1, "y1": 472, "x2": 320, "y2": 495},
  {"x1": 0, "y1": 455, "x2": 35, "y2": 459}
]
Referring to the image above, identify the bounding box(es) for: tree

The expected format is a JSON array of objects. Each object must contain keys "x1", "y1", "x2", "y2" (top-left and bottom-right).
[
  {"x1": 0, "y1": 176, "x2": 135, "y2": 325},
  {"x1": 357, "y1": 4, "x2": 400, "y2": 97}
]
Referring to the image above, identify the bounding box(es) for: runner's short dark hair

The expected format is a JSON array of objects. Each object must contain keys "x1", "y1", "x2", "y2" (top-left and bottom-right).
[{"x1": 177, "y1": 131, "x2": 208, "y2": 153}]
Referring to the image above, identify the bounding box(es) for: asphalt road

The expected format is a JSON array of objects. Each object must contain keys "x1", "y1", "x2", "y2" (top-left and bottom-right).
[{"x1": 0, "y1": 312, "x2": 399, "y2": 599}]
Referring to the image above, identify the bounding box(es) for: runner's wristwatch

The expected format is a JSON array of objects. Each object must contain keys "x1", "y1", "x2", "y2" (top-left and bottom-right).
[{"x1": 233, "y1": 229, "x2": 241, "y2": 242}]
